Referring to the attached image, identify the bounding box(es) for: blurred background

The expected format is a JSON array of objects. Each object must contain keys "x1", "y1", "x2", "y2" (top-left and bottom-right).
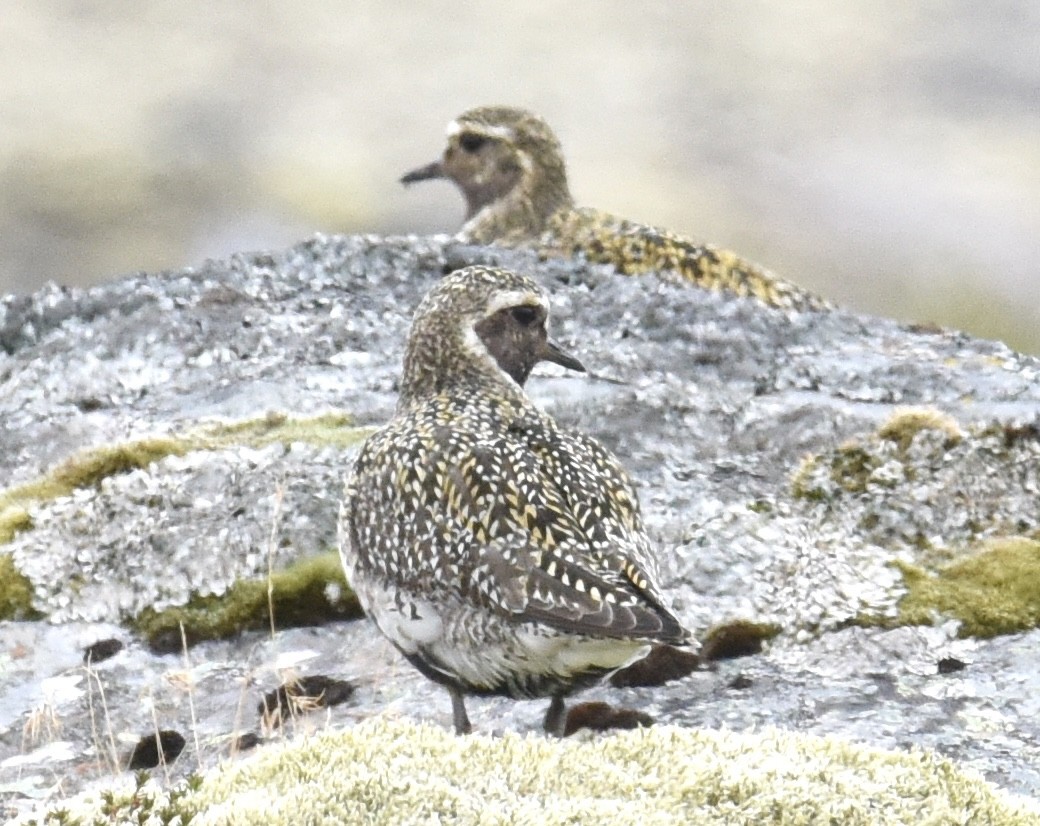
[{"x1": 3, "y1": 1, "x2": 1038, "y2": 352}]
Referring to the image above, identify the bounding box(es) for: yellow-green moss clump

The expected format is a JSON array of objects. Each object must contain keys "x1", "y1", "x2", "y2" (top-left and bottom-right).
[
  {"x1": 22, "y1": 718, "x2": 1040, "y2": 826},
  {"x1": 0, "y1": 506, "x2": 32, "y2": 545},
  {"x1": 0, "y1": 412, "x2": 365, "y2": 549},
  {"x1": 1, "y1": 508, "x2": 40, "y2": 619},
  {"x1": 790, "y1": 442, "x2": 876, "y2": 499},
  {"x1": 890, "y1": 536, "x2": 1040, "y2": 638},
  {"x1": 131, "y1": 552, "x2": 362, "y2": 653},
  {"x1": 876, "y1": 407, "x2": 963, "y2": 452},
  {"x1": 0, "y1": 552, "x2": 43, "y2": 620},
  {"x1": 0, "y1": 438, "x2": 190, "y2": 545},
  {"x1": 192, "y1": 410, "x2": 366, "y2": 452}
]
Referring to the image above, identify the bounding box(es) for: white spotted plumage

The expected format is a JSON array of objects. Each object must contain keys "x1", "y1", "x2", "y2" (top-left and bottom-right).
[{"x1": 338, "y1": 266, "x2": 689, "y2": 734}]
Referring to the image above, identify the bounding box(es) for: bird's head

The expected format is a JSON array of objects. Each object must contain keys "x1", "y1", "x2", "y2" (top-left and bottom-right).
[
  {"x1": 401, "y1": 266, "x2": 584, "y2": 403},
  {"x1": 401, "y1": 106, "x2": 573, "y2": 242}
]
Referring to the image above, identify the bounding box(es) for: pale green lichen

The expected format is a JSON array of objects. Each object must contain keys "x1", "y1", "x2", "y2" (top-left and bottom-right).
[{"x1": 19, "y1": 718, "x2": 1040, "y2": 825}]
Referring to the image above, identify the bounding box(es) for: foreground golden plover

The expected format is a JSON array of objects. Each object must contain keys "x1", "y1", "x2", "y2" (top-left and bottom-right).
[
  {"x1": 402, "y1": 105, "x2": 826, "y2": 312},
  {"x1": 338, "y1": 266, "x2": 690, "y2": 734}
]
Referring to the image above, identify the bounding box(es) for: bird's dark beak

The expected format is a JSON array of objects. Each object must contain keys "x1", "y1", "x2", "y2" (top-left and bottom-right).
[
  {"x1": 541, "y1": 339, "x2": 586, "y2": 374},
  {"x1": 400, "y1": 161, "x2": 445, "y2": 185}
]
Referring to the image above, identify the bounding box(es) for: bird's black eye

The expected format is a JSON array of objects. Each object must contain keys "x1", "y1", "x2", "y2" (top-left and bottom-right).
[
  {"x1": 458, "y1": 132, "x2": 488, "y2": 153},
  {"x1": 510, "y1": 305, "x2": 539, "y2": 326}
]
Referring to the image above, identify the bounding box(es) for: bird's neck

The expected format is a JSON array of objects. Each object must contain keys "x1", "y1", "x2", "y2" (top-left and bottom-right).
[
  {"x1": 461, "y1": 169, "x2": 573, "y2": 245},
  {"x1": 399, "y1": 339, "x2": 528, "y2": 413}
]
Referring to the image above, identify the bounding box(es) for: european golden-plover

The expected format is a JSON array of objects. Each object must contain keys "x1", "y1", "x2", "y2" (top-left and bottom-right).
[
  {"x1": 338, "y1": 265, "x2": 690, "y2": 734},
  {"x1": 402, "y1": 105, "x2": 826, "y2": 312}
]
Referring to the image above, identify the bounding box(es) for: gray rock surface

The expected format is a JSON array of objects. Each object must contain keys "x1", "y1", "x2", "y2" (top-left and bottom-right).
[{"x1": 1, "y1": 234, "x2": 1039, "y2": 816}]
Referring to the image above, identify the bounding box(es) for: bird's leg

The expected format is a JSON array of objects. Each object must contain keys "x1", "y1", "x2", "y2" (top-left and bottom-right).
[
  {"x1": 543, "y1": 694, "x2": 567, "y2": 737},
  {"x1": 449, "y1": 686, "x2": 472, "y2": 734}
]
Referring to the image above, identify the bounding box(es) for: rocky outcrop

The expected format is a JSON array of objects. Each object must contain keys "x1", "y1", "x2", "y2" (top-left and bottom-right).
[{"x1": 2, "y1": 235, "x2": 1039, "y2": 819}]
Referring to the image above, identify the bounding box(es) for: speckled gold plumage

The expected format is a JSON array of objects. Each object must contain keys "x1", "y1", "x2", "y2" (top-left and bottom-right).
[
  {"x1": 402, "y1": 105, "x2": 827, "y2": 312},
  {"x1": 338, "y1": 266, "x2": 688, "y2": 734}
]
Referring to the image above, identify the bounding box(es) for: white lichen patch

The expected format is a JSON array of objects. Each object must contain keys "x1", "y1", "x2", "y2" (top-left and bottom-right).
[
  {"x1": 664, "y1": 417, "x2": 1040, "y2": 639},
  {"x1": 793, "y1": 421, "x2": 1040, "y2": 554},
  {"x1": 667, "y1": 499, "x2": 905, "y2": 636},
  {"x1": 7, "y1": 442, "x2": 353, "y2": 623}
]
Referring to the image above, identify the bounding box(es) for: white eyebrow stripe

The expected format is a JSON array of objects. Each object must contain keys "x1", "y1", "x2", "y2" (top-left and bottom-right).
[
  {"x1": 485, "y1": 289, "x2": 545, "y2": 315},
  {"x1": 446, "y1": 120, "x2": 515, "y2": 141}
]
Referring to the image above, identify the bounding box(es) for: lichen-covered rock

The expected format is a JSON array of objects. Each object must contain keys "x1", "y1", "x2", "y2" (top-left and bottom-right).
[
  {"x1": 2, "y1": 233, "x2": 1040, "y2": 814},
  {"x1": 791, "y1": 412, "x2": 1040, "y2": 552}
]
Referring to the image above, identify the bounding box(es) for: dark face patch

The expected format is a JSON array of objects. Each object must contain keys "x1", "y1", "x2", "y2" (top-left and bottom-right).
[
  {"x1": 473, "y1": 304, "x2": 584, "y2": 386},
  {"x1": 441, "y1": 134, "x2": 524, "y2": 217}
]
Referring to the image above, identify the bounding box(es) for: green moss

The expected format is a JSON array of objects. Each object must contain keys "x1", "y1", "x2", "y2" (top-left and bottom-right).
[
  {"x1": 792, "y1": 410, "x2": 966, "y2": 502},
  {"x1": 20, "y1": 770, "x2": 204, "y2": 826},
  {"x1": 890, "y1": 537, "x2": 1040, "y2": 638},
  {"x1": 0, "y1": 552, "x2": 43, "y2": 620},
  {"x1": 193, "y1": 410, "x2": 366, "y2": 451},
  {"x1": 876, "y1": 407, "x2": 962, "y2": 453},
  {"x1": 131, "y1": 552, "x2": 362, "y2": 652},
  {"x1": 0, "y1": 438, "x2": 190, "y2": 545},
  {"x1": 0, "y1": 411, "x2": 366, "y2": 631},
  {"x1": 828, "y1": 444, "x2": 881, "y2": 493},
  {"x1": 0, "y1": 506, "x2": 32, "y2": 544},
  {"x1": 52, "y1": 438, "x2": 190, "y2": 491},
  {"x1": 791, "y1": 443, "x2": 883, "y2": 500},
  {"x1": 789, "y1": 454, "x2": 825, "y2": 500},
  {"x1": 0, "y1": 412, "x2": 365, "y2": 550}
]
